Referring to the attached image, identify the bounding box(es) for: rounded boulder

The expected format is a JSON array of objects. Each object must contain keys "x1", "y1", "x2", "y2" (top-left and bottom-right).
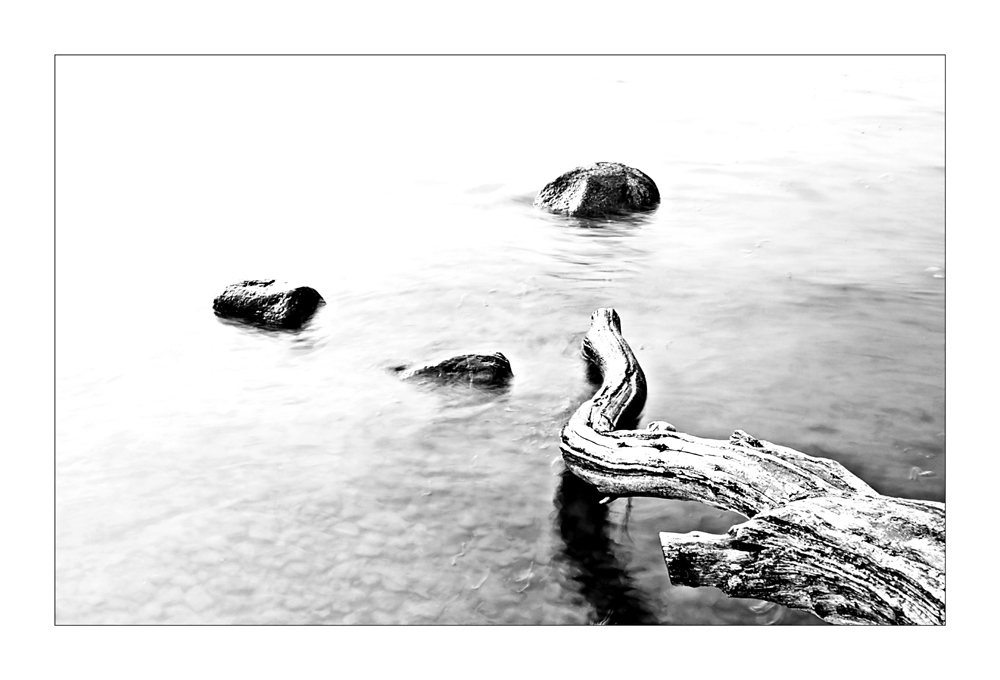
[
  {"x1": 213, "y1": 279, "x2": 323, "y2": 329},
  {"x1": 396, "y1": 352, "x2": 513, "y2": 388},
  {"x1": 534, "y1": 162, "x2": 660, "y2": 217}
]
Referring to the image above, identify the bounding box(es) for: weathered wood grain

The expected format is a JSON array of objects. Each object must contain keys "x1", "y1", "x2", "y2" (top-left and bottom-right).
[
  {"x1": 558, "y1": 308, "x2": 945, "y2": 624},
  {"x1": 660, "y1": 494, "x2": 944, "y2": 625}
]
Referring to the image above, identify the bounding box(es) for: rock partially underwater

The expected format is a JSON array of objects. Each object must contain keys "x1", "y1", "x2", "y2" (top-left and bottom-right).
[
  {"x1": 394, "y1": 352, "x2": 513, "y2": 388},
  {"x1": 213, "y1": 279, "x2": 324, "y2": 329},
  {"x1": 534, "y1": 162, "x2": 660, "y2": 217}
]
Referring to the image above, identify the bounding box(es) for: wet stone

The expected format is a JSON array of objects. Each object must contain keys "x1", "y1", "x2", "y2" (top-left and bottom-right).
[
  {"x1": 496, "y1": 591, "x2": 528, "y2": 611},
  {"x1": 213, "y1": 279, "x2": 324, "y2": 329},
  {"x1": 398, "y1": 353, "x2": 513, "y2": 389},
  {"x1": 474, "y1": 601, "x2": 500, "y2": 620},
  {"x1": 107, "y1": 593, "x2": 142, "y2": 613},
  {"x1": 282, "y1": 595, "x2": 310, "y2": 611},
  {"x1": 369, "y1": 590, "x2": 398, "y2": 611},
  {"x1": 216, "y1": 561, "x2": 245, "y2": 578},
  {"x1": 475, "y1": 533, "x2": 511, "y2": 552},
  {"x1": 172, "y1": 571, "x2": 199, "y2": 589},
  {"x1": 164, "y1": 604, "x2": 199, "y2": 622},
  {"x1": 360, "y1": 572, "x2": 381, "y2": 588},
  {"x1": 282, "y1": 560, "x2": 313, "y2": 578},
  {"x1": 248, "y1": 524, "x2": 279, "y2": 542},
  {"x1": 325, "y1": 596, "x2": 353, "y2": 616},
  {"x1": 339, "y1": 611, "x2": 363, "y2": 625},
  {"x1": 411, "y1": 572, "x2": 448, "y2": 598},
  {"x1": 217, "y1": 573, "x2": 260, "y2": 597},
  {"x1": 257, "y1": 609, "x2": 294, "y2": 625},
  {"x1": 97, "y1": 608, "x2": 134, "y2": 624},
  {"x1": 183, "y1": 585, "x2": 214, "y2": 613},
  {"x1": 380, "y1": 573, "x2": 410, "y2": 593},
  {"x1": 504, "y1": 608, "x2": 540, "y2": 625},
  {"x1": 203, "y1": 534, "x2": 229, "y2": 550},
  {"x1": 157, "y1": 585, "x2": 186, "y2": 605},
  {"x1": 373, "y1": 512, "x2": 410, "y2": 534},
  {"x1": 353, "y1": 537, "x2": 385, "y2": 558},
  {"x1": 401, "y1": 599, "x2": 443, "y2": 622},
  {"x1": 356, "y1": 512, "x2": 403, "y2": 533},
  {"x1": 191, "y1": 549, "x2": 222, "y2": 566},
  {"x1": 137, "y1": 600, "x2": 164, "y2": 621},
  {"x1": 325, "y1": 561, "x2": 359, "y2": 581},
  {"x1": 334, "y1": 522, "x2": 361, "y2": 537},
  {"x1": 130, "y1": 580, "x2": 159, "y2": 605},
  {"x1": 369, "y1": 610, "x2": 395, "y2": 625},
  {"x1": 232, "y1": 542, "x2": 259, "y2": 560},
  {"x1": 457, "y1": 512, "x2": 481, "y2": 530},
  {"x1": 534, "y1": 162, "x2": 660, "y2": 217},
  {"x1": 354, "y1": 515, "x2": 380, "y2": 532}
]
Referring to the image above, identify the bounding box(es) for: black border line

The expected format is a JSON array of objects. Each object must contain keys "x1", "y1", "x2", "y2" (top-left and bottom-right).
[
  {"x1": 53, "y1": 53, "x2": 947, "y2": 627},
  {"x1": 53, "y1": 53, "x2": 58, "y2": 628},
  {"x1": 55, "y1": 53, "x2": 945, "y2": 56}
]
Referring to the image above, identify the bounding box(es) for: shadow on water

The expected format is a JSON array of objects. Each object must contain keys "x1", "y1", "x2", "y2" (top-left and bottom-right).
[
  {"x1": 544, "y1": 209, "x2": 657, "y2": 235},
  {"x1": 507, "y1": 186, "x2": 658, "y2": 233},
  {"x1": 214, "y1": 313, "x2": 327, "y2": 352},
  {"x1": 402, "y1": 379, "x2": 513, "y2": 413},
  {"x1": 384, "y1": 361, "x2": 515, "y2": 415},
  {"x1": 554, "y1": 468, "x2": 660, "y2": 625},
  {"x1": 214, "y1": 313, "x2": 322, "y2": 337},
  {"x1": 537, "y1": 215, "x2": 654, "y2": 286},
  {"x1": 507, "y1": 191, "x2": 537, "y2": 208}
]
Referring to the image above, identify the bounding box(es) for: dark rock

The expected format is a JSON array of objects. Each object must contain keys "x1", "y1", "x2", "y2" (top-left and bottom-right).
[
  {"x1": 534, "y1": 162, "x2": 660, "y2": 217},
  {"x1": 397, "y1": 352, "x2": 513, "y2": 388},
  {"x1": 213, "y1": 279, "x2": 323, "y2": 329}
]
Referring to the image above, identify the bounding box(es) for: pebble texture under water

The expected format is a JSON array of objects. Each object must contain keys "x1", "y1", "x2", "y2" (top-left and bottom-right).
[{"x1": 57, "y1": 58, "x2": 942, "y2": 625}]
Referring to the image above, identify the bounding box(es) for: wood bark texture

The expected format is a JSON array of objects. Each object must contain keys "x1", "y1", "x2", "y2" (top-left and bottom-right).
[{"x1": 558, "y1": 308, "x2": 945, "y2": 625}]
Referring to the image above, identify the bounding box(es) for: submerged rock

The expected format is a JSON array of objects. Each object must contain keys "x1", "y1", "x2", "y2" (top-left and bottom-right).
[
  {"x1": 213, "y1": 279, "x2": 323, "y2": 329},
  {"x1": 395, "y1": 352, "x2": 513, "y2": 388},
  {"x1": 534, "y1": 162, "x2": 660, "y2": 217}
]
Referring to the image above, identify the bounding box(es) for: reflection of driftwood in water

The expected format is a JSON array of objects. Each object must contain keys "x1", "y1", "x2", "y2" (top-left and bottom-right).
[
  {"x1": 554, "y1": 468, "x2": 659, "y2": 625},
  {"x1": 559, "y1": 308, "x2": 945, "y2": 625}
]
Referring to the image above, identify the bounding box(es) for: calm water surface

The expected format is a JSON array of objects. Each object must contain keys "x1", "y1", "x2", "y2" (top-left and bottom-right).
[{"x1": 56, "y1": 58, "x2": 944, "y2": 624}]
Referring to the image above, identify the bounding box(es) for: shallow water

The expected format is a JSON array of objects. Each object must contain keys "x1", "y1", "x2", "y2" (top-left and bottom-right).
[{"x1": 56, "y1": 57, "x2": 944, "y2": 624}]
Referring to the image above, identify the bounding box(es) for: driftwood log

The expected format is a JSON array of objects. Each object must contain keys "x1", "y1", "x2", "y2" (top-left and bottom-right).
[{"x1": 559, "y1": 308, "x2": 944, "y2": 625}]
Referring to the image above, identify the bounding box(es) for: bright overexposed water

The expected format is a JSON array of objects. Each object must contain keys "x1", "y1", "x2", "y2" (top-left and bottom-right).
[{"x1": 56, "y1": 57, "x2": 944, "y2": 624}]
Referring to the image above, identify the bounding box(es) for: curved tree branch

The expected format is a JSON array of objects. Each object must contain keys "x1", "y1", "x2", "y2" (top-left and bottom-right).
[{"x1": 559, "y1": 308, "x2": 945, "y2": 624}]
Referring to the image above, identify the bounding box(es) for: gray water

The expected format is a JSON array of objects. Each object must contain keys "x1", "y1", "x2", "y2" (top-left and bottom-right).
[{"x1": 56, "y1": 57, "x2": 944, "y2": 624}]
